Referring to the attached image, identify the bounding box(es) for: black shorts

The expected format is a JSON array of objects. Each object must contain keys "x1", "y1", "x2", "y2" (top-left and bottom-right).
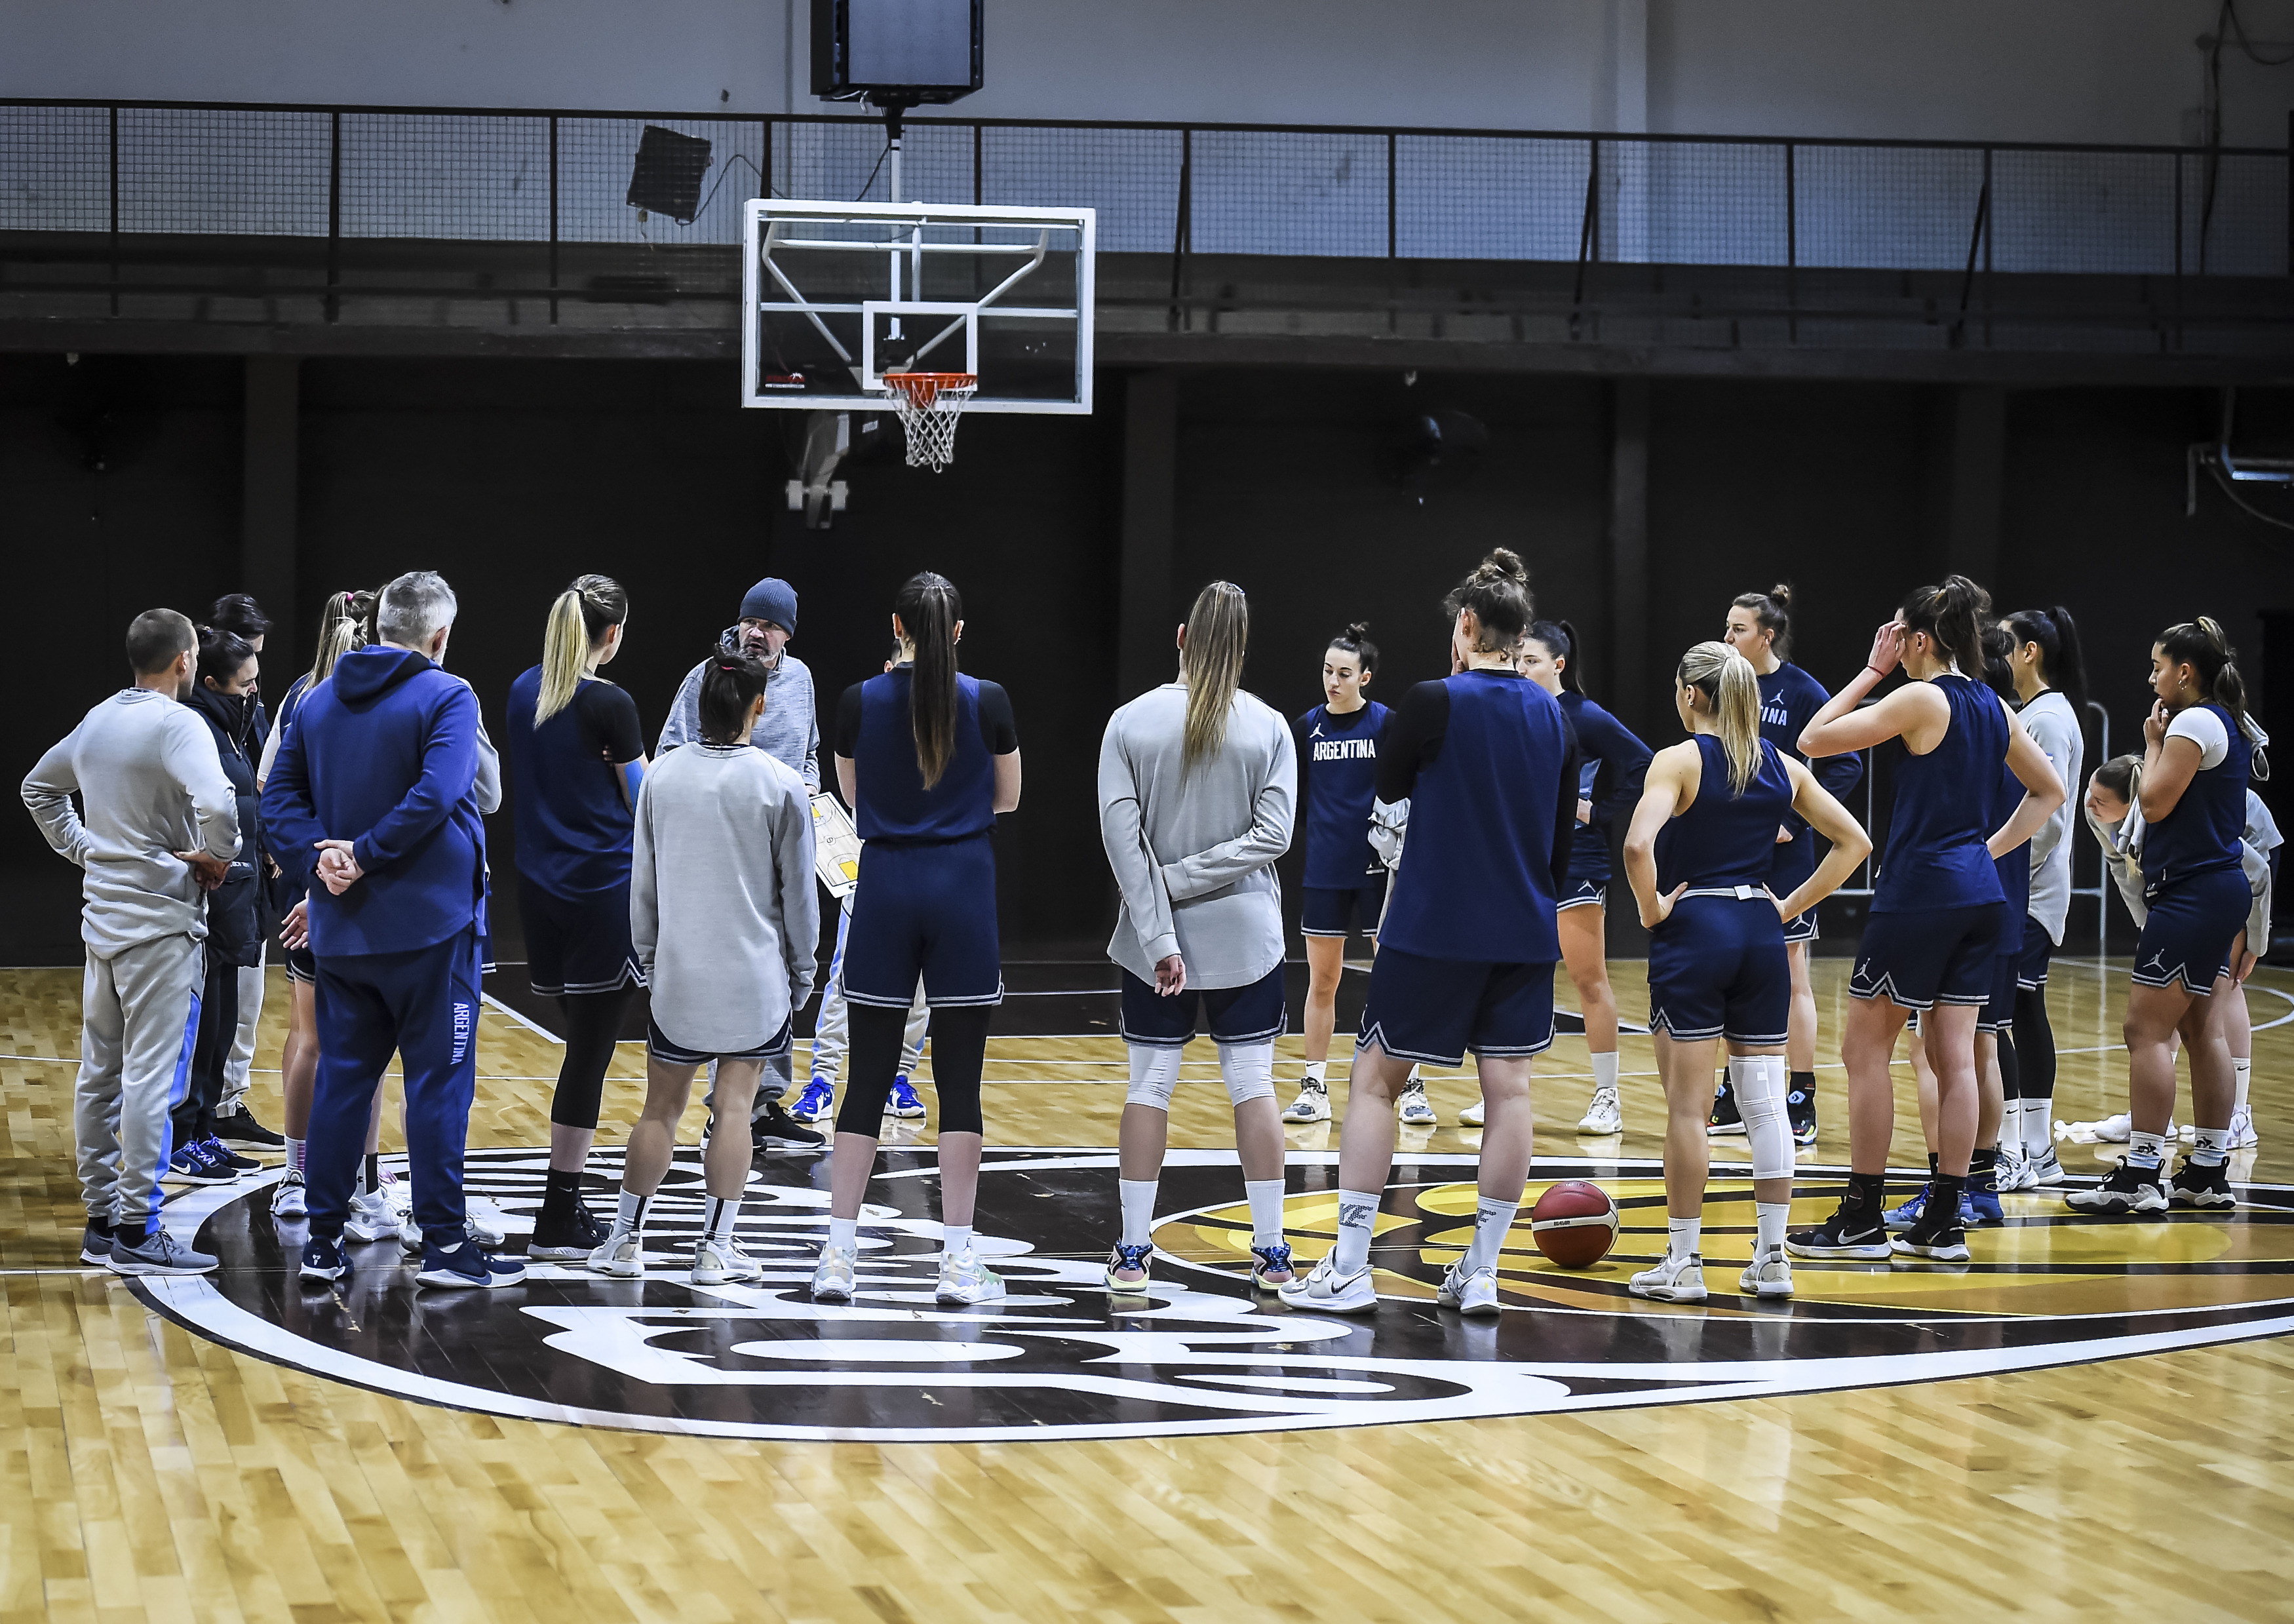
[
  {"x1": 1301, "y1": 875, "x2": 1388, "y2": 938},
  {"x1": 519, "y1": 872, "x2": 643, "y2": 999},
  {"x1": 1977, "y1": 952, "x2": 2019, "y2": 1035},
  {"x1": 646, "y1": 1015, "x2": 792, "y2": 1067},
  {"x1": 1358, "y1": 945, "x2": 1555, "y2": 1068},
  {"x1": 284, "y1": 942, "x2": 317, "y2": 984},
  {"x1": 1850, "y1": 902, "x2": 2008, "y2": 1011},
  {"x1": 1118, "y1": 963, "x2": 1287, "y2": 1047},
  {"x1": 2015, "y1": 927, "x2": 2055, "y2": 991}
]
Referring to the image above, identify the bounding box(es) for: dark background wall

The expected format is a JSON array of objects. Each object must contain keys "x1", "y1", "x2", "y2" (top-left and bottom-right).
[{"x1": 7, "y1": 352, "x2": 2291, "y2": 964}]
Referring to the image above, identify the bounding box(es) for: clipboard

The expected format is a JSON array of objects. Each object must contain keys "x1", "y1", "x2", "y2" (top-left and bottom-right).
[{"x1": 810, "y1": 793, "x2": 863, "y2": 899}]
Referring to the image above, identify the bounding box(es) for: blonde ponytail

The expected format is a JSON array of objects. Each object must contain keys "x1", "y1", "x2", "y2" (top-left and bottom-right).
[
  {"x1": 535, "y1": 574, "x2": 627, "y2": 725},
  {"x1": 1679, "y1": 640, "x2": 1764, "y2": 794},
  {"x1": 1181, "y1": 581, "x2": 1250, "y2": 769}
]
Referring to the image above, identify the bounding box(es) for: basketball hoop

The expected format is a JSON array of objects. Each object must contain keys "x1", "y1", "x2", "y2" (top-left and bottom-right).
[{"x1": 881, "y1": 372, "x2": 977, "y2": 471}]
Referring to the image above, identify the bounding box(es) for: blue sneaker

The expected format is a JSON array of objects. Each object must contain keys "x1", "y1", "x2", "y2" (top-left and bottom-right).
[
  {"x1": 1884, "y1": 1184, "x2": 1932, "y2": 1232},
  {"x1": 790, "y1": 1075, "x2": 836, "y2": 1124},
  {"x1": 416, "y1": 1239, "x2": 528, "y2": 1290},
  {"x1": 1966, "y1": 1182, "x2": 2002, "y2": 1226},
  {"x1": 299, "y1": 1235, "x2": 348, "y2": 1283},
  {"x1": 886, "y1": 1076, "x2": 927, "y2": 1121},
  {"x1": 165, "y1": 1140, "x2": 235, "y2": 1186},
  {"x1": 108, "y1": 1225, "x2": 218, "y2": 1276},
  {"x1": 202, "y1": 1135, "x2": 260, "y2": 1174},
  {"x1": 1250, "y1": 1241, "x2": 1298, "y2": 1290}
]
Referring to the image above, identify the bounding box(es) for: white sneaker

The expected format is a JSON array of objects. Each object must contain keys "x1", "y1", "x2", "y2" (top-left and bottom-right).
[
  {"x1": 465, "y1": 1195, "x2": 509, "y2": 1247},
  {"x1": 936, "y1": 1249, "x2": 1006, "y2": 1305},
  {"x1": 269, "y1": 1170, "x2": 307, "y2": 1220},
  {"x1": 1577, "y1": 1087, "x2": 1622, "y2": 1136},
  {"x1": 1995, "y1": 1148, "x2": 2035, "y2": 1193},
  {"x1": 343, "y1": 1188, "x2": 397, "y2": 1243},
  {"x1": 382, "y1": 1172, "x2": 509, "y2": 1248},
  {"x1": 1276, "y1": 1253, "x2": 1378, "y2": 1313},
  {"x1": 811, "y1": 1243, "x2": 857, "y2": 1302},
  {"x1": 1397, "y1": 1081, "x2": 1437, "y2": 1127},
  {"x1": 1460, "y1": 1098, "x2": 1486, "y2": 1127},
  {"x1": 1281, "y1": 1079, "x2": 1331, "y2": 1123},
  {"x1": 2091, "y1": 1113, "x2": 2177, "y2": 1144},
  {"x1": 1436, "y1": 1261, "x2": 1501, "y2": 1316},
  {"x1": 691, "y1": 1237, "x2": 764, "y2": 1286},
  {"x1": 2230, "y1": 1106, "x2": 2259, "y2": 1150},
  {"x1": 587, "y1": 1228, "x2": 644, "y2": 1278},
  {"x1": 1738, "y1": 1246, "x2": 1794, "y2": 1298},
  {"x1": 1628, "y1": 1252, "x2": 1707, "y2": 1303}
]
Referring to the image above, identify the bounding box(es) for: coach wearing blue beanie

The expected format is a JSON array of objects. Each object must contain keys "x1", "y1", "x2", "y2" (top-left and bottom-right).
[{"x1": 656, "y1": 576, "x2": 823, "y2": 1149}]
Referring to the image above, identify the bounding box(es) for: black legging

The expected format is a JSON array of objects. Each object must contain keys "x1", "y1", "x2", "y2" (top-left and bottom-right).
[
  {"x1": 2010, "y1": 983, "x2": 2055, "y2": 1105},
  {"x1": 838, "y1": 1003, "x2": 989, "y2": 1136},
  {"x1": 549, "y1": 988, "x2": 634, "y2": 1130},
  {"x1": 172, "y1": 949, "x2": 241, "y2": 1146},
  {"x1": 1995, "y1": 1026, "x2": 2020, "y2": 1100}
]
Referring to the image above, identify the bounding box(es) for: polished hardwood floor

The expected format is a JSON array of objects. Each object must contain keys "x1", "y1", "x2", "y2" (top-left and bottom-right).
[{"x1": 3, "y1": 953, "x2": 2290, "y2": 1623}]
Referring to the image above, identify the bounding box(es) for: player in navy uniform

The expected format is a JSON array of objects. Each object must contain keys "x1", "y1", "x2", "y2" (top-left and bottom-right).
[
  {"x1": 1622, "y1": 642, "x2": 1867, "y2": 1302},
  {"x1": 2069, "y1": 617, "x2": 2263, "y2": 1216},
  {"x1": 811, "y1": 572, "x2": 1022, "y2": 1307},
  {"x1": 1716, "y1": 586, "x2": 1865, "y2": 1147},
  {"x1": 1279, "y1": 550, "x2": 1578, "y2": 1317},
  {"x1": 1504, "y1": 619, "x2": 1650, "y2": 1137},
  {"x1": 1282, "y1": 624, "x2": 1391, "y2": 1125},
  {"x1": 1786, "y1": 577, "x2": 2063, "y2": 1264}
]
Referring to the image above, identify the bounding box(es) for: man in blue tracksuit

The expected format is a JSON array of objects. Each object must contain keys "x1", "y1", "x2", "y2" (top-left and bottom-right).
[{"x1": 262, "y1": 571, "x2": 522, "y2": 1290}]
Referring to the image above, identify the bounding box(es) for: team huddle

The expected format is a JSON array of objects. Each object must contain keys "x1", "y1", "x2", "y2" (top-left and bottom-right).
[{"x1": 24, "y1": 548, "x2": 2268, "y2": 1308}]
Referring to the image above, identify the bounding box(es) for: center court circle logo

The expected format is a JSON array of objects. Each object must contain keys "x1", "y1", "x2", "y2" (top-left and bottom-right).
[{"x1": 136, "y1": 1147, "x2": 2294, "y2": 1443}]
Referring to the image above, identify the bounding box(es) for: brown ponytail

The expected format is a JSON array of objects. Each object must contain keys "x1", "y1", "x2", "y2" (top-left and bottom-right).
[
  {"x1": 1443, "y1": 547, "x2": 1533, "y2": 653},
  {"x1": 895, "y1": 571, "x2": 963, "y2": 790},
  {"x1": 1180, "y1": 581, "x2": 1249, "y2": 770},
  {"x1": 1899, "y1": 573, "x2": 1991, "y2": 679}
]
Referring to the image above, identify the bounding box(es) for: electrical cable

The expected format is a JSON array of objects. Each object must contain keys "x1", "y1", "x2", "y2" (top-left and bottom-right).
[
  {"x1": 853, "y1": 141, "x2": 891, "y2": 202},
  {"x1": 2209, "y1": 459, "x2": 2294, "y2": 533}
]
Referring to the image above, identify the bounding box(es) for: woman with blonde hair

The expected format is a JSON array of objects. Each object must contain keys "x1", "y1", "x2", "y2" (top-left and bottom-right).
[
  {"x1": 1098, "y1": 581, "x2": 1298, "y2": 1294},
  {"x1": 1621, "y1": 642, "x2": 1867, "y2": 1302}
]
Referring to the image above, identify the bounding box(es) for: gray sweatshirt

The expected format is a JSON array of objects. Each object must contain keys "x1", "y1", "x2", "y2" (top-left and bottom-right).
[
  {"x1": 1098, "y1": 682, "x2": 1296, "y2": 989},
  {"x1": 631, "y1": 740, "x2": 819, "y2": 1053},
  {"x1": 657, "y1": 650, "x2": 819, "y2": 789},
  {"x1": 23, "y1": 688, "x2": 242, "y2": 957},
  {"x1": 2088, "y1": 790, "x2": 2278, "y2": 954},
  {"x1": 2019, "y1": 691, "x2": 2086, "y2": 946}
]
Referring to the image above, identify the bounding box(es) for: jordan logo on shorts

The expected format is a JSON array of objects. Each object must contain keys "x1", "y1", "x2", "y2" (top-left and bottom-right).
[{"x1": 451, "y1": 1001, "x2": 475, "y2": 1064}]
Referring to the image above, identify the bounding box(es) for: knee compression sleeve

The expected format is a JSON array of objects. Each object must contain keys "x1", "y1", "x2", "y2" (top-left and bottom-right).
[
  {"x1": 1731, "y1": 1054, "x2": 1795, "y2": 1180},
  {"x1": 1125, "y1": 1043, "x2": 1184, "y2": 1110},
  {"x1": 550, "y1": 988, "x2": 632, "y2": 1130},
  {"x1": 1216, "y1": 1040, "x2": 1277, "y2": 1108},
  {"x1": 925, "y1": 1005, "x2": 990, "y2": 1136}
]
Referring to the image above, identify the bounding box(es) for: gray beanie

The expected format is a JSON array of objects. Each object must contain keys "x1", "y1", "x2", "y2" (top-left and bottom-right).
[{"x1": 739, "y1": 577, "x2": 798, "y2": 634}]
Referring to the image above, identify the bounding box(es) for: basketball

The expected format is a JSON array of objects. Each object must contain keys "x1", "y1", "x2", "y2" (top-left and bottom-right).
[{"x1": 1530, "y1": 1181, "x2": 1620, "y2": 1269}]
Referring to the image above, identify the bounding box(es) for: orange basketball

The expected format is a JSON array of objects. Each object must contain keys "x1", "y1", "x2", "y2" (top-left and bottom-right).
[{"x1": 1529, "y1": 1180, "x2": 1619, "y2": 1269}]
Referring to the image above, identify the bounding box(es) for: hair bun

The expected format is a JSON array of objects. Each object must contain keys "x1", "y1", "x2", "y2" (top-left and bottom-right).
[
  {"x1": 1343, "y1": 621, "x2": 1371, "y2": 641},
  {"x1": 1768, "y1": 583, "x2": 1793, "y2": 608},
  {"x1": 1477, "y1": 547, "x2": 1528, "y2": 585}
]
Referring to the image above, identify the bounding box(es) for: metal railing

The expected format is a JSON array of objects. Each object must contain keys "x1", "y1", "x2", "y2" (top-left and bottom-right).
[{"x1": 2, "y1": 100, "x2": 2285, "y2": 334}]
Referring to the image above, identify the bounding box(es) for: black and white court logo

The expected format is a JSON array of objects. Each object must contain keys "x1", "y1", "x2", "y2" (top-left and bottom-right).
[{"x1": 139, "y1": 1147, "x2": 2294, "y2": 1442}]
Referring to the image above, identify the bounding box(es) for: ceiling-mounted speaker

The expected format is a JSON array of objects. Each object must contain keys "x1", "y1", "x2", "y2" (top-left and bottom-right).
[{"x1": 627, "y1": 125, "x2": 713, "y2": 223}]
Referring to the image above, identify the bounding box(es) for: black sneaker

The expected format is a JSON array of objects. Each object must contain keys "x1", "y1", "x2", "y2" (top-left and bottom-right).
[
  {"x1": 2064, "y1": 1161, "x2": 2168, "y2": 1215},
  {"x1": 1785, "y1": 1207, "x2": 1890, "y2": 1260},
  {"x1": 1890, "y1": 1205, "x2": 1971, "y2": 1262},
  {"x1": 1705, "y1": 1078, "x2": 1745, "y2": 1137},
  {"x1": 2166, "y1": 1159, "x2": 2237, "y2": 1210},
  {"x1": 202, "y1": 1136, "x2": 262, "y2": 1173},
  {"x1": 79, "y1": 1217, "x2": 118, "y2": 1264},
  {"x1": 1786, "y1": 1086, "x2": 1818, "y2": 1147},
  {"x1": 753, "y1": 1096, "x2": 828, "y2": 1152},
  {"x1": 212, "y1": 1106, "x2": 285, "y2": 1148},
  {"x1": 528, "y1": 1199, "x2": 610, "y2": 1260}
]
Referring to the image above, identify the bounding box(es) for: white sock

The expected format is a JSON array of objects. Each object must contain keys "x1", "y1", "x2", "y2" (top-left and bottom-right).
[
  {"x1": 1244, "y1": 1178, "x2": 1285, "y2": 1248},
  {"x1": 285, "y1": 1135, "x2": 306, "y2": 1176},
  {"x1": 941, "y1": 1223, "x2": 973, "y2": 1258},
  {"x1": 1302, "y1": 1061, "x2": 1327, "y2": 1085},
  {"x1": 1118, "y1": 1178, "x2": 1157, "y2": 1248},
  {"x1": 827, "y1": 1216, "x2": 857, "y2": 1250},
  {"x1": 1999, "y1": 1099, "x2": 2023, "y2": 1152},
  {"x1": 1333, "y1": 1188, "x2": 1380, "y2": 1275},
  {"x1": 615, "y1": 1188, "x2": 647, "y2": 1234},
  {"x1": 703, "y1": 1195, "x2": 741, "y2": 1243},
  {"x1": 1755, "y1": 1202, "x2": 1788, "y2": 1254},
  {"x1": 2190, "y1": 1127, "x2": 2230, "y2": 1168},
  {"x1": 1591, "y1": 1051, "x2": 1620, "y2": 1092},
  {"x1": 2234, "y1": 1056, "x2": 2253, "y2": 1113},
  {"x1": 1463, "y1": 1197, "x2": 1517, "y2": 1274},
  {"x1": 2128, "y1": 1130, "x2": 2167, "y2": 1172},
  {"x1": 1666, "y1": 1216, "x2": 1701, "y2": 1262},
  {"x1": 2023, "y1": 1097, "x2": 2053, "y2": 1157}
]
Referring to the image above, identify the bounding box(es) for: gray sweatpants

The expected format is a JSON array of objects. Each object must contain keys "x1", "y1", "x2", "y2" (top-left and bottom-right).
[
  {"x1": 76, "y1": 933, "x2": 202, "y2": 1231},
  {"x1": 222, "y1": 944, "x2": 263, "y2": 1113}
]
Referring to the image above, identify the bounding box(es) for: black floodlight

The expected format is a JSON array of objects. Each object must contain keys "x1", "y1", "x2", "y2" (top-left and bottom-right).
[
  {"x1": 626, "y1": 125, "x2": 713, "y2": 224},
  {"x1": 811, "y1": 0, "x2": 984, "y2": 106}
]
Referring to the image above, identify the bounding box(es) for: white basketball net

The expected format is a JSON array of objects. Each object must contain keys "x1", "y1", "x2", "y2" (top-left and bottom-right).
[{"x1": 882, "y1": 373, "x2": 978, "y2": 472}]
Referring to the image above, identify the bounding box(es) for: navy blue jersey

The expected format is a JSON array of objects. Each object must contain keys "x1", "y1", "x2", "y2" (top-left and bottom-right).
[
  {"x1": 1376, "y1": 670, "x2": 1578, "y2": 963},
  {"x1": 1295, "y1": 700, "x2": 1389, "y2": 888},
  {"x1": 505, "y1": 665, "x2": 642, "y2": 899},
  {"x1": 841, "y1": 668, "x2": 1015, "y2": 843},
  {"x1": 2145, "y1": 702, "x2": 2252, "y2": 897},
  {"x1": 1760, "y1": 663, "x2": 1865, "y2": 889},
  {"x1": 1558, "y1": 689, "x2": 1653, "y2": 885},
  {"x1": 1656, "y1": 736, "x2": 1795, "y2": 893},
  {"x1": 1874, "y1": 674, "x2": 2008, "y2": 914},
  {"x1": 1988, "y1": 745, "x2": 2032, "y2": 956}
]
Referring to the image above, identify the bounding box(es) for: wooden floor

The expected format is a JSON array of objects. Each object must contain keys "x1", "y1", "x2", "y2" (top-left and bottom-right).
[{"x1": 4, "y1": 954, "x2": 2291, "y2": 1623}]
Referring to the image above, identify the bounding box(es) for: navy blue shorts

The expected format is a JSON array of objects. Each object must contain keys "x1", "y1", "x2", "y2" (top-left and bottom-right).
[
  {"x1": 1850, "y1": 902, "x2": 2008, "y2": 1011},
  {"x1": 1646, "y1": 891, "x2": 1790, "y2": 1044},
  {"x1": 1358, "y1": 945, "x2": 1555, "y2": 1067},
  {"x1": 284, "y1": 942, "x2": 317, "y2": 984},
  {"x1": 1977, "y1": 952, "x2": 2019, "y2": 1034},
  {"x1": 2133, "y1": 867, "x2": 2249, "y2": 995},
  {"x1": 646, "y1": 1015, "x2": 792, "y2": 1067},
  {"x1": 1119, "y1": 963, "x2": 1286, "y2": 1047},
  {"x1": 1779, "y1": 910, "x2": 1819, "y2": 946},
  {"x1": 2016, "y1": 926, "x2": 2055, "y2": 991},
  {"x1": 518, "y1": 872, "x2": 644, "y2": 999},
  {"x1": 1301, "y1": 875, "x2": 1387, "y2": 938},
  {"x1": 844, "y1": 835, "x2": 1002, "y2": 1008},
  {"x1": 1770, "y1": 835, "x2": 1819, "y2": 944},
  {"x1": 1557, "y1": 878, "x2": 1608, "y2": 912}
]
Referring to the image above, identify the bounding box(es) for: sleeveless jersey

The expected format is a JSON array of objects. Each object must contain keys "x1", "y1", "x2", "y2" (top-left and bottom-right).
[
  {"x1": 1988, "y1": 746, "x2": 2032, "y2": 955},
  {"x1": 854, "y1": 668, "x2": 998, "y2": 843},
  {"x1": 1873, "y1": 672, "x2": 2008, "y2": 914},
  {"x1": 1296, "y1": 700, "x2": 1388, "y2": 888},
  {"x1": 1655, "y1": 736, "x2": 1795, "y2": 893},
  {"x1": 1382, "y1": 670, "x2": 1572, "y2": 963},
  {"x1": 2144, "y1": 701, "x2": 2252, "y2": 895}
]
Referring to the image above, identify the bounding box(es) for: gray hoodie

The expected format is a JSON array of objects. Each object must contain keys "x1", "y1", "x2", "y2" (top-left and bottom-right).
[{"x1": 657, "y1": 650, "x2": 819, "y2": 789}]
